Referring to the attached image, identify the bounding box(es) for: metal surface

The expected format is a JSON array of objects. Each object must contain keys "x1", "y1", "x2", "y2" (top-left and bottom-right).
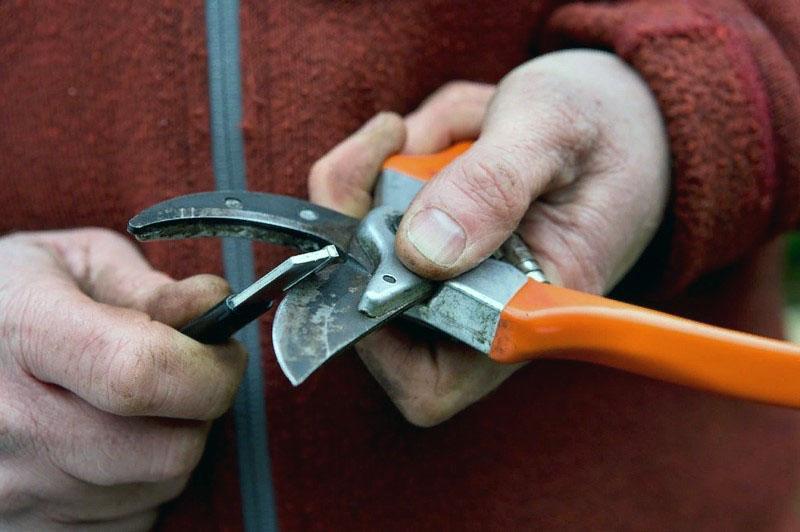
[
  {"x1": 179, "y1": 245, "x2": 340, "y2": 345},
  {"x1": 355, "y1": 206, "x2": 433, "y2": 318},
  {"x1": 500, "y1": 233, "x2": 548, "y2": 283},
  {"x1": 274, "y1": 239, "x2": 531, "y2": 385},
  {"x1": 231, "y1": 245, "x2": 340, "y2": 308},
  {"x1": 273, "y1": 258, "x2": 405, "y2": 386},
  {"x1": 128, "y1": 192, "x2": 408, "y2": 386},
  {"x1": 129, "y1": 190, "x2": 360, "y2": 255},
  {"x1": 372, "y1": 169, "x2": 425, "y2": 211},
  {"x1": 405, "y1": 259, "x2": 528, "y2": 353},
  {"x1": 128, "y1": 169, "x2": 538, "y2": 385}
]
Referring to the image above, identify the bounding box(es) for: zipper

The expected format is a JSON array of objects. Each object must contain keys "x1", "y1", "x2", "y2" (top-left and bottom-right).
[{"x1": 204, "y1": 1, "x2": 278, "y2": 530}]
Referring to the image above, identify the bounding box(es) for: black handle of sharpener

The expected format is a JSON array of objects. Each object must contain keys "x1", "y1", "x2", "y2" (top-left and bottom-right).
[{"x1": 180, "y1": 296, "x2": 272, "y2": 344}]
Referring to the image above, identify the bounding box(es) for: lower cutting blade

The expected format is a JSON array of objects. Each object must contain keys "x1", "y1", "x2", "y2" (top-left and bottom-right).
[{"x1": 273, "y1": 258, "x2": 406, "y2": 386}]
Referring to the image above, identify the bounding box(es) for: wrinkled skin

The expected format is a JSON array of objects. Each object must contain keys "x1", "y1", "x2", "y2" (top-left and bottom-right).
[
  {"x1": 309, "y1": 50, "x2": 670, "y2": 427},
  {"x1": 0, "y1": 229, "x2": 246, "y2": 529}
]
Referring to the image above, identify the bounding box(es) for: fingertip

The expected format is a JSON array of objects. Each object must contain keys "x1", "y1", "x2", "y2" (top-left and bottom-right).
[
  {"x1": 308, "y1": 111, "x2": 406, "y2": 217},
  {"x1": 370, "y1": 111, "x2": 406, "y2": 144},
  {"x1": 183, "y1": 274, "x2": 231, "y2": 301},
  {"x1": 402, "y1": 81, "x2": 494, "y2": 155},
  {"x1": 195, "y1": 339, "x2": 248, "y2": 419},
  {"x1": 146, "y1": 274, "x2": 231, "y2": 328}
]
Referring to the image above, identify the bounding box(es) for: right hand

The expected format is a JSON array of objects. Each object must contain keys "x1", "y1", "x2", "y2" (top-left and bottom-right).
[
  {"x1": 0, "y1": 229, "x2": 247, "y2": 530},
  {"x1": 310, "y1": 51, "x2": 669, "y2": 426}
]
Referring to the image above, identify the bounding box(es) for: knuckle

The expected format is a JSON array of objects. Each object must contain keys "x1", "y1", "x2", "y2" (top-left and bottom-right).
[
  {"x1": 396, "y1": 395, "x2": 452, "y2": 428},
  {"x1": 562, "y1": 209, "x2": 613, "y2": 293},
  {"x1": 204, "y1": 384, "x2": 237, "y2": 421},
  {"x1": 436, "y1": 81, "x2": 486, "y2": 106},
  {"x1": 453, "y1": 156, "x2": 528, "y2": 221},
  {"x1": 393, "y1": 380, "x2": 459, "y2": 429},
  {"x1": 149, "y1": 427, "x2": 208, "y2": 481},
  {"x1": 525, "y1": 77, "x2": 598, "y2": 153},
  {"x1": 309, "y1": 154, "x2": 356, "y2": 191},
  {"x1": 372, "y1": 110, "x2": 404, "y2": 131},
  {"x1": 161, "y1": 472, "x2": 193, "y2": 503},
  {"x1": 2, "y1": 285, "x2": 39, "y2": 366},
  {"x1": 309, "y1": 155, "x2": 371, "y2": 215},
  {"x1": 0, "y1": 403, "x2": 40, "y2": 514},
  {"x1": 194, "y1": 344, "x2": 246, "y2": 420},
  {"x1": 0, "y1": 477, "x2": 35, "y2": 515},
  {"x1": 0, "y1": 402, "x2": 31, "y2": 456},
  {"x1": 307, "y1": 156, "x2": 333, "y2": 194},
  {"x1": 75, "y1": 227, "x2": 125, "y2": 247},
  {"x1": 438, "y1": 81, "x2": 471, "y2": 103},
  {"x1": 501, "y1": 69, "x2": 600, "y2": 171},
  {"x1": 81, "y1": 226, "x2": 117, "y2": 240},
  {"x1": 537, "y1": 206, "x2": 610, "y2": 295},
  {"x1": 104, "y1": 335, "x2": 163, "y2": 416}
]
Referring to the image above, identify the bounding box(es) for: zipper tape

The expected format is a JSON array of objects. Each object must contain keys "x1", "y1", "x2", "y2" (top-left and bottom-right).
[{"x1": 205, "y1": 0, "x2": 278, "y2": 530}]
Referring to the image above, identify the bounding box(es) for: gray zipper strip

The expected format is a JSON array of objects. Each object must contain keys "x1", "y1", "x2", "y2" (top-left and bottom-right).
[{"x1": 204, "y1": 1, "x2": 278, "y2": 530}]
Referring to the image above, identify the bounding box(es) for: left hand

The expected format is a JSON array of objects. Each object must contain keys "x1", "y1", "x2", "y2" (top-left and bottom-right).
[{"x1": 308, "y1": 49, "x2": 670, "y2": 426}]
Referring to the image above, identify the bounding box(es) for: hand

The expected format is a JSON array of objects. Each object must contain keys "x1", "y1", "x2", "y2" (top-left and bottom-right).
[
  {"x1": 309, "y1": 49, "x2": 670, "y2": 426},
  {"x1": 0, "y1": 229, "x2": 246, "y2": 529}
]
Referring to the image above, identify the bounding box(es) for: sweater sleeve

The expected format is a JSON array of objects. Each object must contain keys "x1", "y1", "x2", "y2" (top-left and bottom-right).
[{"x1": 543, "y1": 0, "x2": 800, "y2": 296}]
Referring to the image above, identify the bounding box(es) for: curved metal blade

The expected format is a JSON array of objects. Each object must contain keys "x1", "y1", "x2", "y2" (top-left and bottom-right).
[
  {"x1": 128, "y1": 190, "x2": 360, "y2": 254},
  {"x1": 273, "y1": 258, "x2": 411, "y2": 386}
]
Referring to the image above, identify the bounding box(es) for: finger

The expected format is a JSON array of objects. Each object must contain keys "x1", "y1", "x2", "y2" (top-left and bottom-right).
[
  {"x1": 9, "y1": 450, "x2": 187, "y2": 523},
  {"x1": 14, "y1": 510, "x2": 157, "y2": 532},
  {"x1": 308, "y1": 112, "x2": 406, "y2": 217},
  {"x1": 143, "y1": 274, "x2": 231, "y2": 328},
  {"x1": 36, "y1": 228, "x2": 174, "y2": 309},
  {"x1": 395, "y1": 68, "x2": 601, "y2": 280},
  {"x1": 35, "y1": 229, "x2": 232, "y2": 325},
  {"x1": 33, "y1": 388, "x2": 210, "y2": 487},
  {"x1": 403, "y1": 81, "x2": 494, "y2": 154},
  {"x1": 16, "y1": 276, "x2": 246, "y2": 419},
  {"x1": 39, "y1": 478, "x2": 187, "y2": 524},
  {"x1": 356, "y1": 327, "x2": 520, "y2": 427},
  {"x1": 518, "y1": 172, "x2": 665, "y2": 295}
]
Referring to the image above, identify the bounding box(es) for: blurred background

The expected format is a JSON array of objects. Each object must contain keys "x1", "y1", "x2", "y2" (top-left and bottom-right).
[{"x1": 787, "y1": 233, "x2": 800, "y2": 341}]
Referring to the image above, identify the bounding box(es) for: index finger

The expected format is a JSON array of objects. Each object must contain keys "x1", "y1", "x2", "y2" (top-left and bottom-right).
[
  {"x1": 16, "y1": 278, "x2": 246, "y2": 420},
  {"x1": 308, "y1": 112, "x2": 406, "y2": 217}
]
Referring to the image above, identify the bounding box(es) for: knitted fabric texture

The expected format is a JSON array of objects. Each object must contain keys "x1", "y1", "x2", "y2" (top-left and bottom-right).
[{"x1": 1, "y1": 0, "x2": 799, "y2": 530}]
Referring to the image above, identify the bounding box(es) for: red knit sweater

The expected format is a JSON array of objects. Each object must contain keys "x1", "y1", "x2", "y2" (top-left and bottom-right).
[{"x1": 2, "y1": 1, "x2": 799, "y2": 530}]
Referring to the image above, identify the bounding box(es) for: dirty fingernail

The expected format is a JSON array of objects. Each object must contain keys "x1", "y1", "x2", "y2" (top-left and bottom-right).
[{"x1": 406, "y1": 208, "x2": 466, "y2": 267}]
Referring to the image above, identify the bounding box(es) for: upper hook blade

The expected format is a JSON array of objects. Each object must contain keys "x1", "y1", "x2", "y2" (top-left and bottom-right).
[{"x1": 128, "y1": 190, "x2": 360, "y2": 254}]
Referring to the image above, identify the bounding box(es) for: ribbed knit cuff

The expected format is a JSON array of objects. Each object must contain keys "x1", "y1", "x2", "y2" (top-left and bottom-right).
[{"x1": 544, "y1": 1, "x2": 792, "y2": 296}]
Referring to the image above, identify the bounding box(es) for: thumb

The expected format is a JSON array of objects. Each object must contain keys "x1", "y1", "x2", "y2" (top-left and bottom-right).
[
  {"x1": 395, "y1": 67, "x2": 599, "y2": 280},
  {"x1": 395, "y1": 139, "x2": 573, "y2": 280},
  {"x1": 394, "y1": 141, "x2": 532, "y2": 279}
]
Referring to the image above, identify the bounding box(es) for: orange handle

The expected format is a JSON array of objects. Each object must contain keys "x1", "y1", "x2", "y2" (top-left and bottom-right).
[
  {"x1": 492, "y1": 280, "x2": 800, "y2": 408},
  {"x1": 382, "y1": 142, "x2": 472, "y2": 181}
]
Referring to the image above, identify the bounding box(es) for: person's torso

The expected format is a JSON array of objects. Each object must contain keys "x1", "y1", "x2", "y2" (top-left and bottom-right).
[{"x1": 2, "y1": 2, "x2": 799, "y2": 530}]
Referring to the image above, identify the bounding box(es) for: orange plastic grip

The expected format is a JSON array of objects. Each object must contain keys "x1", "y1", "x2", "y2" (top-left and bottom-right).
[
  {"x1": 382, "y1": 142, "x2": 472, "y2": 181},
  {"x1": 492, "y1": 280, "x2": 800, "y2": 408}
]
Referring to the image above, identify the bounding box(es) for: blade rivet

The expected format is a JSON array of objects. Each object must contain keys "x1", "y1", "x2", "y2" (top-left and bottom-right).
[
  {"x1": 224, "y1": 197, "x2": 243, "y2": 208},
  {"x1": 382, "y1": 274, "x2": 397, "y2": 284},
  {"x1": 299, "y1": 209, "x2": 319, "y2": 221}
]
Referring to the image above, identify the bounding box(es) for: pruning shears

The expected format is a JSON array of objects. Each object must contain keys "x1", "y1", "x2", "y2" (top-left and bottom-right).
[{"x1": 129, "y1": 142, "x2": 800, "y2": 408}]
